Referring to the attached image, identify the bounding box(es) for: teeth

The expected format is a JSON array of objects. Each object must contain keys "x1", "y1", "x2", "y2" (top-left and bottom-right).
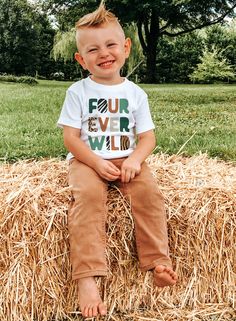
[{"x1": 100, "y1": 61, "x2": 113, "y2": 67}]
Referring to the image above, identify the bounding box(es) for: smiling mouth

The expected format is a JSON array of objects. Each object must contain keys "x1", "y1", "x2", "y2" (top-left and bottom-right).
[{"x1": 98, "y1": 60, "x2": 114, "y2": 67}]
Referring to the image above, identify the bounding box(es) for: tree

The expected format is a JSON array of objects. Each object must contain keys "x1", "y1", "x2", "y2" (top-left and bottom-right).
[
  {"x1": 155, "y1": 32, "x2": 204, "y2": 83},
  {"x1": 0, "y1": 0, "x2": 55, "y2": 76},
  {"x1": 205, "y1": 23, "x2": 236, "y2": 74},
  {"x1": 51, "y1": 28, "x2": 87, "y2": 78},
  {"x1": 189, "y1": 46, "x2": 235, "y2": 83},
  {"x1": 41, "y1": 0, "x2": 236, "y2": 83},
  {"x1": 52, "y1": 29, "x2": 76, "y2": 62},
  {"x1": 123, "y1": 23, "x2": 144, "y2": 80}
]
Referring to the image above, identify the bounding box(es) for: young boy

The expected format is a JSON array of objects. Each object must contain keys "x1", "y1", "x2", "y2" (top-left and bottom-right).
[{"x1": 58, "y1": 3, "x2": 177, "y2": 318}]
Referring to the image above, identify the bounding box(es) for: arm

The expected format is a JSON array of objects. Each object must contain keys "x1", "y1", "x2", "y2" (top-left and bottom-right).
[
  {"x1": 63, "y1": 126, "x2": 120, "y2": 181},
  {"x1": 121, "y1": 129, "x2": 156, "y2": 183}
]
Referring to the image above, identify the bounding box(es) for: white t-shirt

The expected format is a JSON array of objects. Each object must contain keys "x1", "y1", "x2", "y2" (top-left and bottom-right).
[{"x1": 57, "y1": 77, "x2": 155, "y2": 160}]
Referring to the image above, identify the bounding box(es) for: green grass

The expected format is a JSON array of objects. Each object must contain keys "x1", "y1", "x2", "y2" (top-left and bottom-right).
[
  {"x1": 143, "y1": 83, "x2": 236, "y2": 161},
  {"x1": 0, "y1": 80, "x2": 236, "y2": 162}
]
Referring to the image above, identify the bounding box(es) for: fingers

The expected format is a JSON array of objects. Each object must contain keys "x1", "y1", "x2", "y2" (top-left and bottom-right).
[
  {"x1": 121, "y1": 168, "x2": 136, "y2": 183},
  {"x1": 120, "y1": 158, "x2": 141, "y2": 183},
  {"x1": 121, "y1": 165, "x2": 140, "y2": 183},
  {"x1": 96, "y1": 160, "x2": 120, "y2": 181},
  {"x1": 96, "y1": 159, "x2": 141, "y2": 182},
  {"x1": 105, "y1": 162, "x2": 120, "y2": 181},
  {"x1": 105, "y1": 173, "x2": 120, "y2": 181}
]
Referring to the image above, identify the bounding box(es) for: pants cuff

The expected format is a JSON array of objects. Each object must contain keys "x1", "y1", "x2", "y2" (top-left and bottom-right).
[
  {"x1": 72, "y1": 270, "x2": 108, "y2": 280},
  {"x1": 140, "y1": 259, "x2": 172, "y2": 272}
]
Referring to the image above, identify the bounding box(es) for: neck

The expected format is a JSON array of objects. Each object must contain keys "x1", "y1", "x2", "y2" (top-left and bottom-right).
[{"x1": 90, "y1": 75, "x2": 125, "y2": 86}]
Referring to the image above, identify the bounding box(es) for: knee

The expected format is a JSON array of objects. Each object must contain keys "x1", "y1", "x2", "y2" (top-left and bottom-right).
[
  {"x1": 72, "y1": 183, "x2": 105, "y2": 203},
  {"x1": 131, "y1": 179, "x2": 164, "y2": 203}
]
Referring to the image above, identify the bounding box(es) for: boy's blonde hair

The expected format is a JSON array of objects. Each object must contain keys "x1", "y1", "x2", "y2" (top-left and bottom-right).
[{"x1": 75, "y1": 2, "x2": 118, "y2": 29}]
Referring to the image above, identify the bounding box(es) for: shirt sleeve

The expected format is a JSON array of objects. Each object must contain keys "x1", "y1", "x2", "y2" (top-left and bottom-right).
[
  {"x1": 57, "y1": 89, "x2": 82, "y2": 129},
  {"x1": 133, "y1": 92, "x2": 155, "y2": 134}
]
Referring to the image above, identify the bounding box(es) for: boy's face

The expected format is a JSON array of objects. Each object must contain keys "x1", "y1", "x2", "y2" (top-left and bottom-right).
[{"x1": 75, "y1": 22, "x2": 131, "y2": 85}]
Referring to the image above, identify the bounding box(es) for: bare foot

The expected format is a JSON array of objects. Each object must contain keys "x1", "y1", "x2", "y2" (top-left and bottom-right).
[
  {"x1": 153, "y1": 265, "x2": 178, "y2": 287},
  {"x1": 78, "y1": 277, "x2": 107, "y2": 318}
]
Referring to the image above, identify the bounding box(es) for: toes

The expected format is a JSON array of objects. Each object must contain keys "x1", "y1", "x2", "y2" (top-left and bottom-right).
[
  {"x1": 88, "y1": 306, "x2": 93, "y2": 318},
  {"x1": 82, "y1": 303, "x2": 105, "y2": 318},
  {"x1": 169, "y1": 270, "x2": 178, "y2": 280},
  {"x1": 165, "y1": 266, "x2": 171, "y2": 273},
  {"x1": 92, "y1": 305, "x2": 98, "y2": 317},
  {"x1": 87, "y1": 305, "x2": 99, "y2": 318},
  {"x1": 83, "y1": 306, "x2": 89, "y2": 318},
  {"x1": 153, "y1": 264, "x2": 178, "y2": 288},
  {"x1": 174, "y1": 274, "x2": 178, "y2": 280},
  {"x1": 154, "y1": 265, "x2": 165, "y2": 273},
  {"x1": 98, "y1": 302, "x2": 107, "y2": 316},
  {"x1": 169, "y1": 270, "x2": 175, "y2": 277},
  {"x1": 154, "y1": 265, "x2": 178, "y2": 280}
]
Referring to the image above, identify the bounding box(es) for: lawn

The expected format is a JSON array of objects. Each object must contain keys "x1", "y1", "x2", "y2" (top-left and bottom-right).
[{"x1": 0, "y1": 80, "x2": 235, "y2": 162}]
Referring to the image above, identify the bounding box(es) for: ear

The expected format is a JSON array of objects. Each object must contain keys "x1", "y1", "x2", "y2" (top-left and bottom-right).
[
  {"x1": 74, "y1": 52, "x2": 87, "y2": 70},
  {"x1": 124, "y1": 37, "x2": 132, "y2": 58}
]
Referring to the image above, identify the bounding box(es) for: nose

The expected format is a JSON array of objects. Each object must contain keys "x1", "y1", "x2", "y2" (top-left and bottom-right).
[{"x1": 99, "y1": 46, "x2": 109, "y2": 58}]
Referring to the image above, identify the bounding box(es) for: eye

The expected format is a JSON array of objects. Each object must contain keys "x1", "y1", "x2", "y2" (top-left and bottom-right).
[
  {"x1": 88, "y1": 48, "x2": 97, "y2": 53},
  {"x1": 107, "y1": 43, "x2": 116, "y2": 47}
]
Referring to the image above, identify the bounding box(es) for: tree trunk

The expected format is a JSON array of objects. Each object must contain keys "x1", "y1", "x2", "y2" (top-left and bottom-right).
[
  {"x1": 144, "y1": 9, "x2": 159, "y2": 83},
  {"x1": 145, "y1": 42, "x2": 158, "y2": 83}
]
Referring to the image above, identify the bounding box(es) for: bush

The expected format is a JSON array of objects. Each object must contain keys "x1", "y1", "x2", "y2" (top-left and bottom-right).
[
  {"x1": 51, "y1": 71, "x2": 65, "y2": 81},
  {"x1": 0, "y1": 74, "x2": 18, "y2": 82},
  {"x1": 0, "y1": 74, "x2": 38, "y2": 85},
  {"x1": 17, "y1": 76, "x2": 38, "y2": 85},
  {"x1": 189, "y1": 47, "x2": 235, "y2": 83}
]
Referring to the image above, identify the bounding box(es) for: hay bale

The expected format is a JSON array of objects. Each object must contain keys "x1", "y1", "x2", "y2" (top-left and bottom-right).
[{"x1": 0, "y1": 154, "x2": 235, "y2": 321}]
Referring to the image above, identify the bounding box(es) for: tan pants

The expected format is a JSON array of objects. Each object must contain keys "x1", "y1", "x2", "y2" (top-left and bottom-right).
[{"x1": 68, "y1": 157, "x2": 172, "y2": 280}]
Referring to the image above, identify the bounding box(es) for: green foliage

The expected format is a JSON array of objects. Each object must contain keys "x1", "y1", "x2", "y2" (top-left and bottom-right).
[
  {"x1": 51, "y1": 29, "x2": 77, "y2": 61},
  {"x1": 17, "y1": 76, "x2": 38, "y2": 85},
  {"x1": 124, "y1": 23, "x2": 144, "y2": 80},
  {"x1": 154, "y1": 32, "x2": 204, "y2": 83},
  {"x1": 1, "y1": 0, "x2": 235, "y2": 82},
  {"x1": 0, "y1": 74, "x2": 38, "y2": 85},
  {"x1": 42, "y1": 0, "x2": 236, "y2": 82},
  {"x1": 0, "y1": 74, "x2": 17, "y2": 82},
  {"x1": 47, "y1": 21, "x2": 236, "y2": 83},
  {"x1": 0, "y1": 0, "x2": 56, "y2": 77},
  {"x1": 205, "y1": 23, "x2": 236, "y2": 73},
  {"x1": 50, "y1": 28, "x2": 89, "y2": 79},
  {"x1": 0, "y1": 0, "x2": 80, "y2": 80},
  {"x1": 190, "y1": 46, "x2": 235, "y2": 83},
  {"x1": 154, "y1": 23, "x2": 236, "y2": 83}
]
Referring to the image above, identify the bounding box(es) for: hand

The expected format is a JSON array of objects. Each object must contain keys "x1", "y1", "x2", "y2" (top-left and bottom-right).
[
  {"x1": 121, "y1": 157, "x2": 141, "y2": 183},
  {"x1": 94, "y1": 159, "x2": 121, "y2": 181}
]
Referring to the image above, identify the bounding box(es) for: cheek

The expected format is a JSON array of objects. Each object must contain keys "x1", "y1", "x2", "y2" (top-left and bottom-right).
[
  {"x1": 83, "y1": 57, "x2": 94, "y2": 68},
  {"x1": 115, "y1": 48, "x2": 127, "y2": 60}
]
